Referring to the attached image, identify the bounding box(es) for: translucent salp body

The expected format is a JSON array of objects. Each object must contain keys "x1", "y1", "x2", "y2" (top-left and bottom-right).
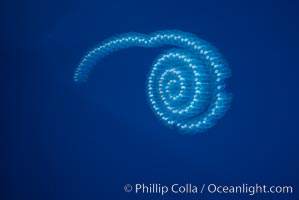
[{"x1": 74, "y1": 30, "x2": 232, "y2": 133}]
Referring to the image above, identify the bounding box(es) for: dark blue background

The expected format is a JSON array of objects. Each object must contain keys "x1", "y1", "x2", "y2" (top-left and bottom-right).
[{"x1": 1, "y1": 0, "x2": 298, "y2": 199}]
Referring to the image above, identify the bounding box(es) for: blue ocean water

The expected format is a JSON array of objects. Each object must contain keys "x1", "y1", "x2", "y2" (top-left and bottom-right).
[{"x1": 1, "y1": 0, "x2": 298, "y2": 199}]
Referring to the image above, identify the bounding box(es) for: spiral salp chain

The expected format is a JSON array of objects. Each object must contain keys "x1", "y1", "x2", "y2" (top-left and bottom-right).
[{"x1": 74, "y1": 30, "x2": 232, "y2": 133}]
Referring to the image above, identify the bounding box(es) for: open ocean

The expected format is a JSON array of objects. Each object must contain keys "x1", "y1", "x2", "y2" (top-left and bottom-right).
[{"x1": 1, "y1": 0, "x2": 298, "y2": 199}]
